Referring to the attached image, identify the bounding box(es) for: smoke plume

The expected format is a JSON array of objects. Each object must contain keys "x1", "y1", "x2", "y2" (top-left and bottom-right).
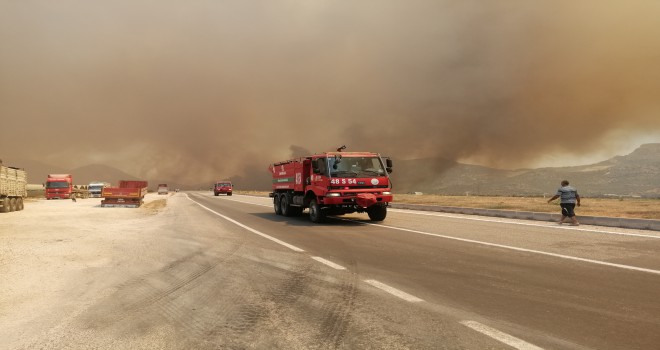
[{"x1": 1, "y1": 1, "x2": 659, "y2": 188}]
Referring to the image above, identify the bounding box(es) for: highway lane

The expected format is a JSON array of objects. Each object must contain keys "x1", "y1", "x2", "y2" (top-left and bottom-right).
[{"x1": 189, "y1": 192, "x2": 660, "y2": 350}]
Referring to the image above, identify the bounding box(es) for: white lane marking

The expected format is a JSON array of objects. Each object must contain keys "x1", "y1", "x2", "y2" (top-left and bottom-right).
[
  {"x1": 389, "y1": 208, "x2": 660, "y2": 239},
  {"x1": 461, "y1": 321, "x2": 544, "y2": 350},
  {"x1": 199, "y1": 193, "x2": 660, "y2": 273},
  {"x1": 215, "y1": 194, "x2": 660, "y2": 239},
  {"x1": 364, "y1": 279, "x2": 423, "y2": 303},
  {"x1": 312, "y1": 257, "x2": 346, "y2": 270},
  {"x1": 354, "y1": 221, "x2": 660, "y2": 276},
  {"x1": 186, "y1": 194, "x2": 304, "y2": 252}
]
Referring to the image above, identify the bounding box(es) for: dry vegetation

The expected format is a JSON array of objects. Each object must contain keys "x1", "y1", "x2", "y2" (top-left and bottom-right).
[
  {"x1": 141, "y1": 198, "x2": 167, "y2": 213},
  {"x1": 235, "y1": 191, "x2": 660, "y2": 220}
]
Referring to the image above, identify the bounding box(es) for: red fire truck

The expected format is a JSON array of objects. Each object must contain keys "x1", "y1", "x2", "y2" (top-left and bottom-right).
[{"x1": 269, "y1": 147, "x2": 393, "y2": 223}]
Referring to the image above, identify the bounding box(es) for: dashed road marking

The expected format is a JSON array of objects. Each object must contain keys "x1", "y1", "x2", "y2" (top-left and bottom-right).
[
  {"x1": 312, "y1": 257, "x2": 346, "y2": 270},
  {"x1": 461, "y1": 321, "x2": 544, "y2": 350},
  {"x1": 200, "y1": 194, "x2": 660, "y2": 275},
  {"x1": 364, "y1": 279, "x2": 423, "y2": 303}
]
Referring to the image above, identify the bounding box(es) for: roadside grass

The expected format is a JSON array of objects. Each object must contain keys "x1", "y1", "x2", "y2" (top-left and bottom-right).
[{"x1": 234, "y1": 191, "x2": 660, "y2": 220}]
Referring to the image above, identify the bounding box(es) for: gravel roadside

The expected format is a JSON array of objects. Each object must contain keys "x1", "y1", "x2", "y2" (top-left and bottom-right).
[{"x1": 0, "y1": 194, "x2": 172, "y2": 349}]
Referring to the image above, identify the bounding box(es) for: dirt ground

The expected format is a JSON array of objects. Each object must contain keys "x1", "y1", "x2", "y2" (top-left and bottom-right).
[{"x1": 0, "y1": 194, "x2": 171, "y2": 349}]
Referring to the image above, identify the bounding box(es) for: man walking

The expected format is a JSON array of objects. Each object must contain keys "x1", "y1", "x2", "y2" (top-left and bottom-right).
[{"x1": 547, "y1": 180, "x2": 581, "y2": 225}]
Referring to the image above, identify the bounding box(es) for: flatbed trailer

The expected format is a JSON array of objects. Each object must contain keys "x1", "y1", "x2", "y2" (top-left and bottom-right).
[{"x1": 101, "y1": 180, "x2": 148, "y2": 208}]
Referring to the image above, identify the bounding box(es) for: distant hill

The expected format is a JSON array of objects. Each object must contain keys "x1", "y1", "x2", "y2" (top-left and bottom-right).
[
  {"x1": 391, "y1": 143, "x2": 660, "y2": 197},
  {"x1": 6, "y1": 143, "x2": 658, "y2": 196}
]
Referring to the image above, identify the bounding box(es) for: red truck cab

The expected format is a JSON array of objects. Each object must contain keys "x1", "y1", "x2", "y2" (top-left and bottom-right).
[
  {"x1": 214, "y1": 181, "x2": 233, "y2": 196},
  {"x1": 269, "y1": 149, "x2": 393, "y2": 223},
  {"x1": 45, "y1": 174, "x2": 73, "y2": 199}
]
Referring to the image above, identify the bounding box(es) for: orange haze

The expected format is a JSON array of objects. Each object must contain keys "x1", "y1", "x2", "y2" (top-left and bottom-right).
[{"x1": 1, "y1": 1, "x2": 659, "y2": 187}]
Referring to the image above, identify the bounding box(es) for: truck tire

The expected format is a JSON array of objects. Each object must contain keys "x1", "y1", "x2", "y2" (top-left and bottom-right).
[
  {"x1": 18, "y1": 198, "x2": 24, "y2": 211},
  {"x1": 1, "y1": 197, "x2": 9, "y2": 213},
  {"x1": 280, "y1": 194, "x2": 293, "y2": 216},
  {"x1": 367, "y1": 205, "x2": 387, "y2": 221},
  {"x1": 214, "y1": 192, "x2": 219, "y2": 196},
  {"x1": 274, "y1": 195, "x2": 282, "y2": 215},
  {"x1": 309, "y1": 199, "x2": 325, "y2": 223},
  {"x1": 9, "y1": 198, "x2": 17, "y2": 212},
  {"x1": 227, "y1": 193, "x2": 232, "y2": 196}
]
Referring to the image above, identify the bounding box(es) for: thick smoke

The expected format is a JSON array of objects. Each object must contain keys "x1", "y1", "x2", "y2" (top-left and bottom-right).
[{"x1": 1, "y1": 1, "x2": 659, "y2": 188}]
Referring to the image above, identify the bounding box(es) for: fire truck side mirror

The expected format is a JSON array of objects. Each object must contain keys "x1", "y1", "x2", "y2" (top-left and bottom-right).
[{"x1": 386, "y1": 158, "x2": 393, "y2": 174}]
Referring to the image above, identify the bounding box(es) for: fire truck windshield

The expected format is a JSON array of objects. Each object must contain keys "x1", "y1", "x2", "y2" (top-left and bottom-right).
[{"x1": 328, "y1": 156, "x2": 386, "y2": 178}]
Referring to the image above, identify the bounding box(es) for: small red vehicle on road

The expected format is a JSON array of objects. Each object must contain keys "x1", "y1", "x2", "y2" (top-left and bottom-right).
[{"x1": 214, "y1": 181, "x2": 233, "y2": 196}]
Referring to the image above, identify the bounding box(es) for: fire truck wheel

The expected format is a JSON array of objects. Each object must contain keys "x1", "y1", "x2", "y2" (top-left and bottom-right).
[
  {"x1": 274, "y1": 195, "x2": 282, "y2": 215},
  {"x1": 368, "y1": 205, "x2": 387, "y2": 221},
  {"x1": 309, "y1": 199, "x2": 325, "y2": 223},
  {"x1": 280, "y1": 195, "x2": 292, "y2": 216}
]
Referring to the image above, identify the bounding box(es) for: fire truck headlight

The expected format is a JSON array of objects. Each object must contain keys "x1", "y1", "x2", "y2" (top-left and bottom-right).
[
  {"x1": 382, "y1": 191, "x2": 391, "y2": 195},
  {"x1": 326, "y1": 193, "x2": 340, "y2": 197}
]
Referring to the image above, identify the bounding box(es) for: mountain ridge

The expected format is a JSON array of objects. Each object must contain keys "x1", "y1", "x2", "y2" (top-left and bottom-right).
[
  {"x1": 4, "y1": 143, "x2": 658, "y2": 196},
  {"x1": 391, "y1": 143, "x2": 660, "y2": 197}
]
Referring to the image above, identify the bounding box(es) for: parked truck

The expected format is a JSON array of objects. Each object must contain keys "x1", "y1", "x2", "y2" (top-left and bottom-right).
[
  {"x1": 0, "y1": 160, "x2": 27, "y2": 213},
  {"x1": 101, "y1": 180, "x2": 148, "y2": 208},
  {"x1": 45, "y1": 174, "x2": 73, "y2": 199},
  {"x1": 88, "y1": 182, "x2": 111, "y2": 198},
  {"x1": 269, "y1": 147, "x2": 393, "y2": 223}
]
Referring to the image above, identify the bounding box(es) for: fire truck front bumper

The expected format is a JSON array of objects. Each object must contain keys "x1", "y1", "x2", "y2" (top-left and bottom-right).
[{"x1": 322, "y1": 192, "x2": 393, "y2": 207}]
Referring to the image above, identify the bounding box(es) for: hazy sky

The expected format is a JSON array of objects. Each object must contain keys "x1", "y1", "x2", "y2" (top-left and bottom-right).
[{"x1": 2, "y1": 1, "x2": 659, "y2": 185}]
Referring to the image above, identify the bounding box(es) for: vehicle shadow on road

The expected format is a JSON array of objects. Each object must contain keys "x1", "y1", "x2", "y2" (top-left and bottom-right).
[{"x1": 250, "y1": 212, "x2": 365, "y2": 227}]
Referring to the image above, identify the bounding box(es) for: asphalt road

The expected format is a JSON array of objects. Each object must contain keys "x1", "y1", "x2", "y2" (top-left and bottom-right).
[
  {"x1": 3, "y1": 192, "x2": 660, "y2": 349},
  {"x1": 186, "y1": 192, "x2": 660, "y2": 350}
]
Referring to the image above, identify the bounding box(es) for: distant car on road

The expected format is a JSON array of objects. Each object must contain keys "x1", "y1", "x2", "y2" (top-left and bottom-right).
[
  {"x1": 157, "y1": 184, "x2": 169, "y2": 195},
  {"x1": 214, "y1": 181, "x2": 233, "y2": 196}
]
